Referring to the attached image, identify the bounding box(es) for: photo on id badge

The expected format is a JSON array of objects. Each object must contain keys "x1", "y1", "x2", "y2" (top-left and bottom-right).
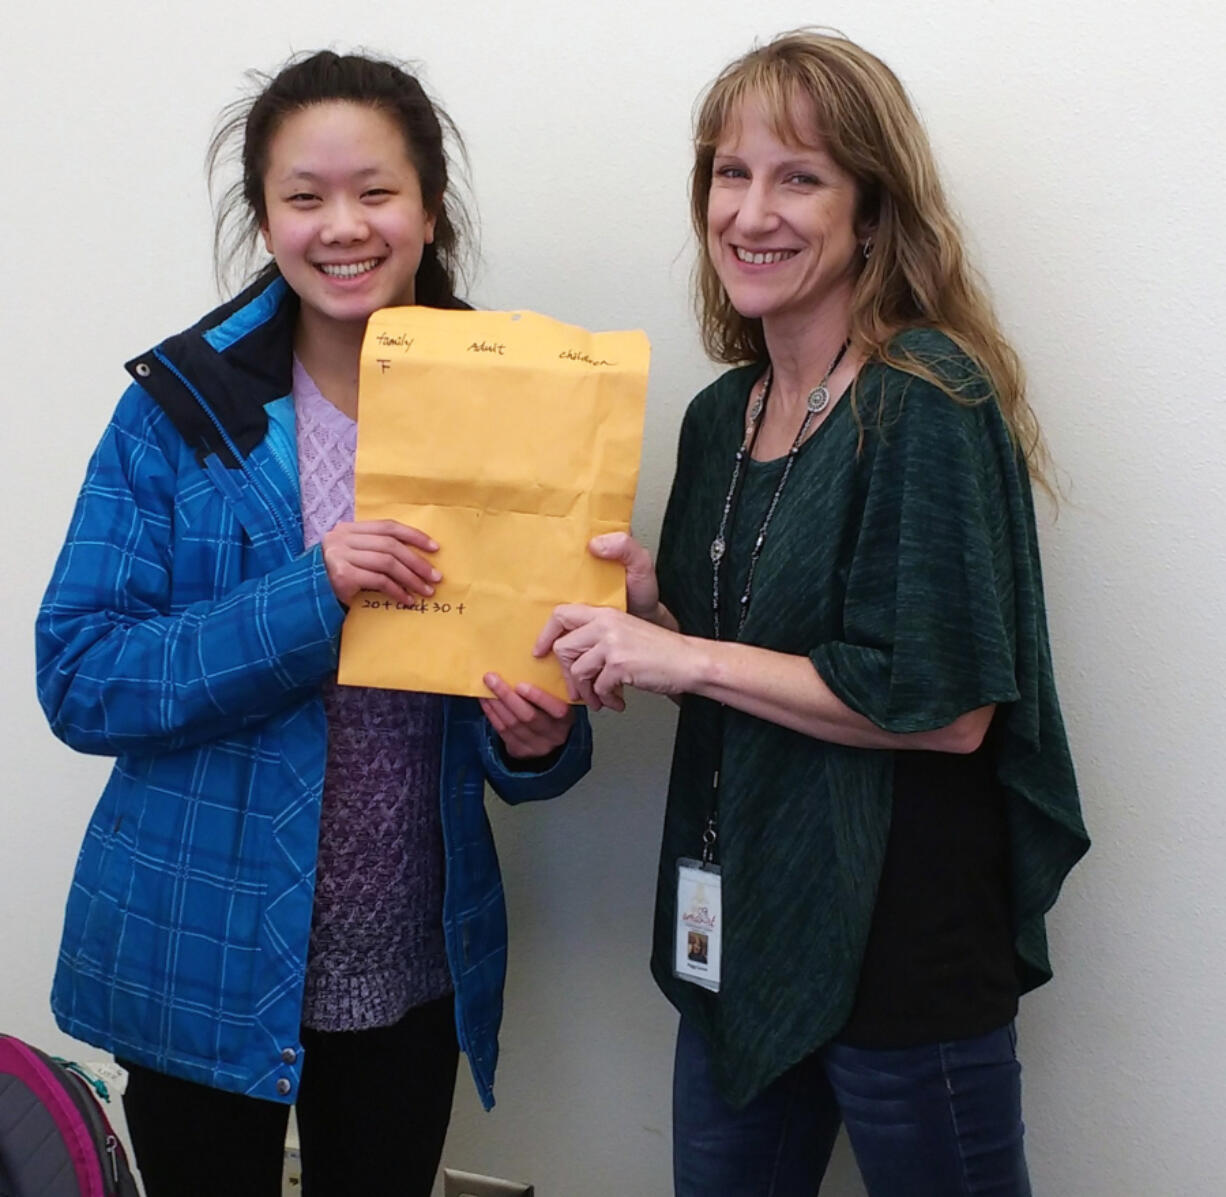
[{"x1": 675, "y1": 859, "x2": 721, "y2": 992}]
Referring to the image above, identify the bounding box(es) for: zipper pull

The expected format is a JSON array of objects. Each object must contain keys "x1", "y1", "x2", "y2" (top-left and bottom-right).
[
  {"x1": 106, "y1": 1135, "x2": 119, "y2": 1185},
  {"x1": 53, "y1": 1058, "x2": 114, "y2": 1103}
]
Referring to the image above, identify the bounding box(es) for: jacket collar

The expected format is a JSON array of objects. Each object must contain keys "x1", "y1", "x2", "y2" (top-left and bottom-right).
[
  {"x1": 123, "y1": 274, "x2": 473, "y2": 468},
  {"x1": 124, "y1": 274, "x2": 297, "y2": 467}
]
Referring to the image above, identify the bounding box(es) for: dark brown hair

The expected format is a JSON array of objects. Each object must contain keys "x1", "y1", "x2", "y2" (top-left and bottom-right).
[{"x1": 207, "y1": 50, "x2": 473, "y2": 306}]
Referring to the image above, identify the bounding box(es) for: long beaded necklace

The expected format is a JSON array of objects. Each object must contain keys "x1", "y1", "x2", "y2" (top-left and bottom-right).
[
  {"x1": 710, "y1": 340, "x2": 849, "y2": 642},
  {"x1": 698, "y1": 340, "x2": 849, "y2": 866}
]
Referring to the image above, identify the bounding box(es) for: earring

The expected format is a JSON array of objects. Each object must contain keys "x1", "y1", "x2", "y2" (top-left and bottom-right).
[{"x1": 862, "y1": 238, "x2": 874, "y2": 260}]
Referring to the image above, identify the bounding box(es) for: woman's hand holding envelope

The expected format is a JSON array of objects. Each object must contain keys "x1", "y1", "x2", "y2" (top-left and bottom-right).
[
  {"x1": 322, "y1": 519, "x2": 442, "y2": 607},
  {"x1": 535, "y1": 533, "x2": 689, "y2": 711},
  {"x1": 480, "y1": 673, "x2": 576, "y2": 759}
]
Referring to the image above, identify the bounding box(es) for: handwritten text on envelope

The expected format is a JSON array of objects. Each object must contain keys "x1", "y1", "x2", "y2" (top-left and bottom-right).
[{"x1": 337, "y1": 307, "x2": 650, "y2": 701}]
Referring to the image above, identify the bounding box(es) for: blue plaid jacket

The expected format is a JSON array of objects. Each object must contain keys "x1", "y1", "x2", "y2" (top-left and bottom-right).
[{"x1": 35, "y1": 276, "x2": 591, "y2": 1109}]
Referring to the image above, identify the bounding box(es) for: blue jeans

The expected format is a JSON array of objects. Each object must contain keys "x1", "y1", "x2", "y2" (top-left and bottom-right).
[{"x1": 673, "y1": 1020, "x2": 1031, "y2": 1197}]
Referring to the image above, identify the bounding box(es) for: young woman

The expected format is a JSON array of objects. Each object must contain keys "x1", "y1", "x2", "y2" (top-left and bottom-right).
[
  {"x1": 36, "y1": 51, "x2": 589, "y2": 1197},
  {"x1": 538, "y1": 31, "x2": 1089, "y2": 1197}
]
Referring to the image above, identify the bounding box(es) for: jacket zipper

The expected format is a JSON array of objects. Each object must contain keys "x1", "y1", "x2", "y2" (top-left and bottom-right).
[
  {"x1": 264, "y1": 417, "x2": 298, "y2": 498},
  {"x1": 152, "y1": 348, "x2": 295, "y2": 554}
]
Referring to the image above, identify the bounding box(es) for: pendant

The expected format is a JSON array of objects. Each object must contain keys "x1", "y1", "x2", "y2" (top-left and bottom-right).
[
  {"x1": 806, "y1": 385, "x2": 830, "y2": 414},
  {"x1": 709, "y1": 536, "x2": 726, "y2": 563}
]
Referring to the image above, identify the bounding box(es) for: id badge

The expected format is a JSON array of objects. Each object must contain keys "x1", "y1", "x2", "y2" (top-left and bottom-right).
[{"x1": 674, "y1": 858, "x2": 722, "y2": 992}]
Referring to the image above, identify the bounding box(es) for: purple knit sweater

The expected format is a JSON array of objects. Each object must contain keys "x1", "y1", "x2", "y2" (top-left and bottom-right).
[{"x1": 294, "y1": 359, "x2": 452, "y2": 1031}]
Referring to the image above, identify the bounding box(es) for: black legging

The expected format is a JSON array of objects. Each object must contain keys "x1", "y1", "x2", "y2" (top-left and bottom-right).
[{"x1": 120, "y1": 993, "x2": 458, "y2": 1196}]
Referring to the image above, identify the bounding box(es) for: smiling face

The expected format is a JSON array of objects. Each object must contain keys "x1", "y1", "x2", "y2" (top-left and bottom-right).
[
  {"x1": 259, "y1": 101, "x2": 436, "y2": 335},
  {"x1": 706, "y1": 94, "x2": 865, "y2": 340}
]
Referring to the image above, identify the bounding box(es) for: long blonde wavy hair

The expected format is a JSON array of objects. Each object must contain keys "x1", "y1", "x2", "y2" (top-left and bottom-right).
[{"x1": 692, "y1": 30, "x2": 1050, "y2": 486}]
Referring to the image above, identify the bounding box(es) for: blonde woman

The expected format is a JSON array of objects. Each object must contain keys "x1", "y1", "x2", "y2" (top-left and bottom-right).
[{"x1": 539, "y1": 30, "x2": 1088, "y2": 1196}]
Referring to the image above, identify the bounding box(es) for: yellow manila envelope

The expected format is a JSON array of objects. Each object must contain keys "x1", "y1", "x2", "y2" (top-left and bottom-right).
[{"x1": 337, "y1": 307, "x2": 650, "y2": 701}]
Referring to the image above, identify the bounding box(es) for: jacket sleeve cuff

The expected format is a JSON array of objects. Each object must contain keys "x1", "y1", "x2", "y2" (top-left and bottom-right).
[{"x1": 480, "y1": 707, "x2": 592, "y2": 802}]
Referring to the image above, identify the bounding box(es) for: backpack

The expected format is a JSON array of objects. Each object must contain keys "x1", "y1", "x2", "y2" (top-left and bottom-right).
[{"x1": 0, "y1": 1035, "x2": 139, "y2": 1196}]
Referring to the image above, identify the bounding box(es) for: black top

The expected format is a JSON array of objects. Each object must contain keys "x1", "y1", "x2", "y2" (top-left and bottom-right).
[{"x1": 838, "y1": 740, "x2": 1020, "y2": 1047}]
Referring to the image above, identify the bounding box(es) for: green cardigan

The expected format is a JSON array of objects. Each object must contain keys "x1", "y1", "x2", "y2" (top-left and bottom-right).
[{"x1": 652, "y1": 328, "x2": 1089, "y2": 1108}]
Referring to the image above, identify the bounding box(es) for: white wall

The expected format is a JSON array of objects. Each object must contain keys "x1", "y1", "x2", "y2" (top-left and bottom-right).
[{"x1": 3, "y1": 1, "x2": 1223, "y2": 1193}]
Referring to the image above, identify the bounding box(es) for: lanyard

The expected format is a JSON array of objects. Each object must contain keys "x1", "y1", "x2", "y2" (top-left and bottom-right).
[{"x1": 700, "y1": 343, "x2": 848, "y2": 864}]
